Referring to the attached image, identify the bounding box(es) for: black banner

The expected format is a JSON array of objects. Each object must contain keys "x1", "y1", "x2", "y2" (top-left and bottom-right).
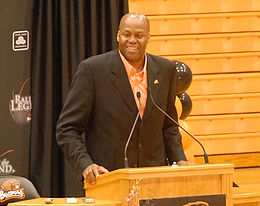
[
  {"x1": 0, "y1": 0, "x2": 33, "y2": 178},
  {"x1": 139, "y1": 194, "x2": 226, "y2": 206}
]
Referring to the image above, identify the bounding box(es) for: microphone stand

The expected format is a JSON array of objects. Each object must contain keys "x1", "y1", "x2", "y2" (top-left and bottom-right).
[
  {"x1": 124, "y1": 92, "x2": 142, "y2": 168},
  {"x1": 148, "y1": 90, "x2": 209, "y2": 164}
]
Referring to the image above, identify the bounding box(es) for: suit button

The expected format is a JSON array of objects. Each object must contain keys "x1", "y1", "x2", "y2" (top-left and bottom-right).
[{"x1": 138, "y1": 143, "x2": 142, "y2": 148}]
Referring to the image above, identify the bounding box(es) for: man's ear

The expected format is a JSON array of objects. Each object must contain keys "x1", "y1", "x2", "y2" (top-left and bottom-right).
[{"x1": 116, "y1": 31, "x2": 120, "y2": 42}]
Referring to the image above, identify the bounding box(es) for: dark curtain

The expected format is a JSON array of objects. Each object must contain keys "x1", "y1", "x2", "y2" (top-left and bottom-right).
[{"x1": 29, "y1": 0, "x2": 128, "y2": 197}]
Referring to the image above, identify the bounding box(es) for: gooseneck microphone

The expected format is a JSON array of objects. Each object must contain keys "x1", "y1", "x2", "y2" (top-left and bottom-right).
[
  {"x1": 124, "y1": 92, "x2": 142, "y2": 168},
  {"x1": 148, "y1": 90, "x2": 209, "y2": 164}
]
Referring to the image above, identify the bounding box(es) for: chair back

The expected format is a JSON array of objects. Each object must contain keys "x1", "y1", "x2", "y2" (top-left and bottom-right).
[{"x1": 0, "y1": 175, "x2": 40, "y2": 206}]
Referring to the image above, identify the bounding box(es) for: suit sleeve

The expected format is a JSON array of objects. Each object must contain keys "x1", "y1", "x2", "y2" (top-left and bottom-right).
[
  {"x1": 163, "y1": 63, "x2": 187, "y2": 164},
  {"x1": 56, "y1": 61, "x2": 94, "y2": 178}
]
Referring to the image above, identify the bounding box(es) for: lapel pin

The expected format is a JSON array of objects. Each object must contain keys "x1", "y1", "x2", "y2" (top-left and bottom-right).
[{"x1": 154, "y1": 79, "x2": 159, "y2": 85}]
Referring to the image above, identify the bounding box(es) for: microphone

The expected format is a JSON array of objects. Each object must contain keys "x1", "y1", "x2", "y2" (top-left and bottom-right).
[
  {"x1": 148, "y1": 89, "x2": 209, "y2": 164},
  {"x1": 124, "y1": 92, "x2": 142, "y2": 168}
]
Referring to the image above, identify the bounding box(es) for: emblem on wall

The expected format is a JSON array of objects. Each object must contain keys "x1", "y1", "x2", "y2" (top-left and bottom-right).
[
  {"x1": 9, "y1": 77, "x2": 31, "y2": 125},
  {"x1": 12, "y1": 30, "x2": 29, "y2": 51}
]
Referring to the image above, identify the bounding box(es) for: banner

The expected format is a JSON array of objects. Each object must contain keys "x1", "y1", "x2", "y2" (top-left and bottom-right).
[{"x1": 0, "y1": 0, "x2": 33, "y2": 178}]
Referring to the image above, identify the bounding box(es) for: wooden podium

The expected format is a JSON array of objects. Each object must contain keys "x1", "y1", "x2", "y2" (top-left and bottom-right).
[{"x1": 84, "y1": 164, "x2": 234, "y2": 206}]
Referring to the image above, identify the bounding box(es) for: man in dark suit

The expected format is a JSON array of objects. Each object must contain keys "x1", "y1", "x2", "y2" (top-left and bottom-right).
[{"x1": 56, "y1": 13, "x2": 190, "y2": 185}]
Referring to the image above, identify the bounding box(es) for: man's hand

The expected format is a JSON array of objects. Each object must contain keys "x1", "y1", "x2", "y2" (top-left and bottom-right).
[
  {"x1": 177, "y1": 160, "x2": 195, "y2": 166},
  {"x1": 83, "y1": 164, "x2": 109, "y2": 185}
]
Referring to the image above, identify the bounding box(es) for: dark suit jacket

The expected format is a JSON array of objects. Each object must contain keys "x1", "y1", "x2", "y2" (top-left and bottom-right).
[{"x1": 56, "y1": 50, "x2": 186, "y2": 178}]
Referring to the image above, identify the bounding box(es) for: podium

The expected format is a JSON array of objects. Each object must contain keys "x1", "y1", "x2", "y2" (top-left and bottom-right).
[{"x1": 84, "y1": 164, "x2": 234, "y2": 206}]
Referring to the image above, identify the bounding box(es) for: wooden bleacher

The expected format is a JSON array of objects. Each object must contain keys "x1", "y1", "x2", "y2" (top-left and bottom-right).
[
  {"x1": 188, "y1": 72, "x2": 260, "y2": 95},
  {"x1": 148, "y1": 33, "x2": 260, "y2": 56},
  {"x1": 191, "y1": 93, "x2": 260, "y2": 115},
  {"x1": 129, "y1": 0, "x2": 260, "y2": 205},
  {"x1": 149, "y1": 12, "x2": 260, "y2": 35},
  {"x1": 167, "y1": 52, "x2": 260, "y2": 74},
  {"x1": 129, "y1": 0, "x2": 260, "y2": 15}
]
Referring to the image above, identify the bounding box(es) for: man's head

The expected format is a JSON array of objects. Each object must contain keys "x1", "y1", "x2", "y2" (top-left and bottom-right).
[{"x1": 117, "y1": 13, "x2": 150, "y2": 66}]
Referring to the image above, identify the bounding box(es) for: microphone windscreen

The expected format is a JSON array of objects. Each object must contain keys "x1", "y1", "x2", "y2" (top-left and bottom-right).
[{"x1": 136, "y1": 91, "x2": 141, "y2": 99}]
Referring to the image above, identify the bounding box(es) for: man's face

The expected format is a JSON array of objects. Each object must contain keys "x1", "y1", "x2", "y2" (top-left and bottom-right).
[{"x1": 117, "y1": 16, "x2": 150, "y2": 64}]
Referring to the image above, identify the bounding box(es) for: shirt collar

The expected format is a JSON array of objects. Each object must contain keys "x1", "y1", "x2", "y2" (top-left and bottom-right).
[{"x1": 119, "y1": 50, "x2": 147, "y2": 77}]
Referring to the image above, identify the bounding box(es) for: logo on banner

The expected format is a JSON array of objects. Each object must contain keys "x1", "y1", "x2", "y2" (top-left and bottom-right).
[
  {"x1": 0, "y1": 179, "x2": 25, "y2": 203},
  {"x1": 183, "y1": 201, "x2": 209, "y2": 206},
  {"x1": 9, "y1": 77, "x2": 32, "y2": 125},
  {"x1": 0, "y1": 150, "x2": 16, "y2": 175},
  {"x1": 12, "y1": 30, "x2": 29, "y2": 51},
  {"x1": 0, "y1": 159, "x2": 16, "y2": 175},
  {"x1": 139, "y1": 194, "x2": 226, "y2": 206}
]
